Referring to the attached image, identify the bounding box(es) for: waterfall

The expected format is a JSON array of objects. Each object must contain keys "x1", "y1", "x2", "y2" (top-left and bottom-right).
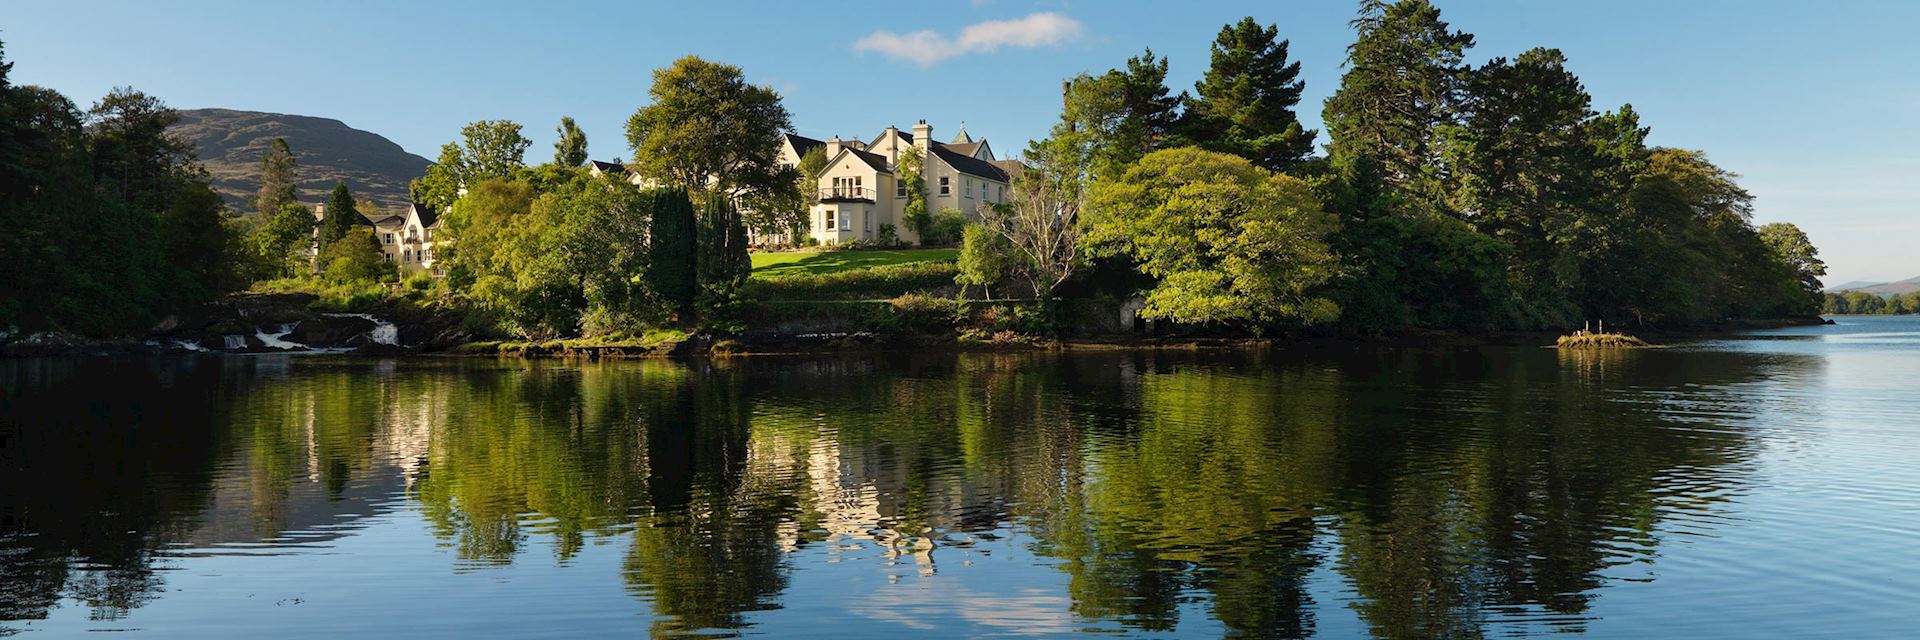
[
  {"x1": 175, "y1": 339, "x2": 209, "y2": 352},
  {"x1": 324, "y1": 313, "x2": 400, "y2": 346},
  {"x1": 223, "y1": 335, "x2": 247, "y2": 350},
  {"x1": 255, "y1": 323, "x2": 308, "y2": 350}
]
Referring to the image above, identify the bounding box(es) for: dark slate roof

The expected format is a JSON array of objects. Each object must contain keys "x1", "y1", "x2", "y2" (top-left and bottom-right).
[
  {"x1": 990, "y1": 159, "x2": 1026, "y2": 181},
  {"x1": 786, "y1": 133, "x2": 825, "y2": 157},
  {"x1": 840, "y1": 147, "x2": 893, "y2": 174},
  {"x1": 365, "y1": 214, "x2": 405, "y2": 227},
  {"x1": 945, "y1": 141, "x2": 983, "y2": 158},
  {"x1": 588, "y1": 160, "x2": 629, "y2": 175},
  {"x1": 930, "y1": 141, "x2": 1009, "y2": 182},
  {"x1": 411, "y1": 203, "x2": 440, "y2": 228}
]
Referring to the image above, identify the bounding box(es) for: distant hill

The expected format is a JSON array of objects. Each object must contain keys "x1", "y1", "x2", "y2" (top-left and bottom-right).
[
  {"x1": 1827, "y1": 276, "x2": 1920, "y2": 297},
  {"x1": 170, "y1": 108, "x2": 430, "y2": 214}
]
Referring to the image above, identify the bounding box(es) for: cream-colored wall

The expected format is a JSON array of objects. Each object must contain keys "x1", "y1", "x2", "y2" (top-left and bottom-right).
[{"x1": 809, "y1": 151, "x2": 903, "y2": 245}]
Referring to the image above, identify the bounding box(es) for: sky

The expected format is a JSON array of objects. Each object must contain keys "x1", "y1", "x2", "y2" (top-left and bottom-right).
[{"x1": 6, "y1": 0, "x2": 1916, "y2": 285}]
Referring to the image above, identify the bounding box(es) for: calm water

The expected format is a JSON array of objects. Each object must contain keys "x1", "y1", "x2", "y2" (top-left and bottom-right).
[{"x1": 3, "y1": 318, "x2": 1918, "y2": 638}]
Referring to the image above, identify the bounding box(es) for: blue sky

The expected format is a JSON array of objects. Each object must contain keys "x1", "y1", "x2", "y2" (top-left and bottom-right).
[{"x1": 6, "y1": 0, "x2": 1916, "y2": 284}]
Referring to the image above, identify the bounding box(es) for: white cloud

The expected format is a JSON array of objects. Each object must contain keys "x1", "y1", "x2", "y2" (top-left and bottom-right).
[{"x1": 854, "y1": 12, "x2": 1083, "y2": 66}]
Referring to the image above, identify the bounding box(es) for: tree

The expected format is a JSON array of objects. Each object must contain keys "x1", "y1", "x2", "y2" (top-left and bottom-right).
[
  {"x1": 1085, "y1": 147, "x2": 1338, "y2": 325},
  {"x1": 1323, "y1": 0, "x2": 1475, "y2": 194},
  {"x1": 695, "y1": 196, "x2": 752, "y2": 317},
  {"x1": 1448, "y1": 47, "x2": 1601, "y2": 323},
  {"x1": 647, "y1": 187, "x2": 700, "y2": 319},
  {"x1": 410, "y1": 120, "x2": 531, "y2": 210},
  {"x1": 1183, "y1": 18, "x2": 1316, "y2": 170},
  {"x1": 85, "y1": 87, "x2": 196, "y2": 209},
  {"x1": 554, "y1": 116, "x2": 588, "y2": 167},
  {"x1": 256, "y1": 138, "x2": 298, "y2": 216},
  {"x1": 248, "y1": 203, "x2": 317, "y2": 279},
  {"x1": 319, "y1": 182, "x2": 362, "y2": 247},
  {"x1": 955, "y1": 225, "x2": 1008, "y2": 300},
  {"x1": 318, "y1": 227, "x2": 393, "y2": 284},
  {"x1": 1757, "y1": 222, "x2": 1826, "y2": 315},
  {"x1": 626, "y1": 56, "x2": 798, "y2": 213},
  {"x1": 1049, "y1": 49, "x2": 1185, "y2": 181},
  {"x1": 987, "y1": 142, "x2": 1086, "y2": 298}
]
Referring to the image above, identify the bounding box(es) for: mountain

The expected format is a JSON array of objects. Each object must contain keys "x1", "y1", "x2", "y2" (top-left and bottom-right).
[
  {"x1": 1827, "y1": 276, "x2": 1920, "y2": 296},
  {"x1": 170, "y1": 108, "x2": 430, "y2": 214}
]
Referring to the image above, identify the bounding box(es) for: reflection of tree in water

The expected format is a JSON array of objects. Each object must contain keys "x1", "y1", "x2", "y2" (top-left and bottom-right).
[
  {"x1": 623, "y1": 362, "x2": 802, "y2": 636},
  {"x1": 0, "y1": 359, "x2": 228, "y2": 630},
  {"x1": 0, "y1": 345, "x2": 1815, "y2": 637}
]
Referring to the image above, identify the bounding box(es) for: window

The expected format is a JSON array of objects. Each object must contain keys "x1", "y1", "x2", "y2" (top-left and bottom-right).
[
  {"x1": 939, "y1": 176, "x2": 950, "y2": 195},
  {"x1": 839, "y1": 212, "x2": 851, "y2": 231},
  {"x1": 896, "y1": 180, "x2": 906, "y2": 197},
  {"x1": 382, "y1": 253, "x2": 392, "y2": 262},
  {"x1": 825, "y1": 211, "x2": 834, "y2": 230},
  {"x1": 403, "y1": 250, "x2": 412, "y2": 262},
  {"x1": 383, "y1": 233, "x2": 394, "y2": 244}
]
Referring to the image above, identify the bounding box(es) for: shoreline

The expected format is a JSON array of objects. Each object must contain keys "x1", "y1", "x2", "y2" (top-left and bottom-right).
[{"x1": 0, "y1": 316, "x2": 1831, "y2": 360}]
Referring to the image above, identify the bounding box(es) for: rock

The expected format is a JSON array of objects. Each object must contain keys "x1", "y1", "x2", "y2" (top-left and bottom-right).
[{"x1": 289, "y1": 315, "x2": 376, "y2": 348}]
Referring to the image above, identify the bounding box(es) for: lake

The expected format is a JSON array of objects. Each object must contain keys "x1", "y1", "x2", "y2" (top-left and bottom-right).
[{"x1": 3, "y1": 317, "x2": 1917, "y2": 638}]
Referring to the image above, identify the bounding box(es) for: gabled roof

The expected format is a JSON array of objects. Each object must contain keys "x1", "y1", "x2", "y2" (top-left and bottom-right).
[
  {"x1": 832, "y1": 146, "x2": 893, "y2": 174},
  {"x1": 946, "y1": 141, "x2": 983, "y2": 158},
  {"x1": 929, "y1": 141, "x2": 1009, "y2": 182},
  {"x1": 365, "y1": 214, "x2": 405, "y2": 227},
  {"x1": 588, "y1": 160, "x2": 629, "y2": 175},
  {"x1": 990, "y1": 159, "x2": 1026, "y2": 181},
  {"x1": 785, "y1": 133, "x2": 826, "y2": 157},
  {"x1": 951, "y1": 126, "x2": 972, "y2": 144},
  {"x1": 870, "y1": 128, "x2": 914, "y2": 147},
  {"x1": 410, "y1": 203, "x2": 440, "y2": 229}
]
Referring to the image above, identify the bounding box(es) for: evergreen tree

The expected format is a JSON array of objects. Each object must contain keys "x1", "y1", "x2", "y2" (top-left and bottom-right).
[
  {"x1": 647, "y1": 187, "x2": 699, "y2": 319},
  {"x1": 1183, "y1": 18, "x2": 1316, "y2": 170},
  {"x1": 554, "y1": 116, "x2": 588, "y2": 167},
  {"x1": 256, "y1": 137, "x2": 298, "y2": 216},
  {"x1": 1323, "y1": 0, "x2": 1475, "y2": 193},
  {"x1": 1449, "y1": 47, "x2": 1601, "y2": 323},
  {"x1": 695, "y1": 196, "x2": 751, "y2": 317},
  {"x1": 319, "y1": 182, "x2": 362, "y2": 247}
]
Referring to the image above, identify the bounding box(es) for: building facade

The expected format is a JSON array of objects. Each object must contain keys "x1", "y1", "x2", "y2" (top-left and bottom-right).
[{"x1": 590, "y1": 121, "x2": 1018, "y2": 247}]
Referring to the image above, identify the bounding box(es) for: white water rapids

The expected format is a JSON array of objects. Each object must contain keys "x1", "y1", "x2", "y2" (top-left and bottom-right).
[{"x1": 324, "y1": 313, "x2": 400, "y2": 346}]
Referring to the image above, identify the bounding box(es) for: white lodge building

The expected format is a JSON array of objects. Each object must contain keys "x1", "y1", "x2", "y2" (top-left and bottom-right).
[
  {"x1": 783, "y1": 120, "x2": 1021, "y2": 245},
  {"x1": 311, "y1": 202, "x2": 444, "y2": 274}
]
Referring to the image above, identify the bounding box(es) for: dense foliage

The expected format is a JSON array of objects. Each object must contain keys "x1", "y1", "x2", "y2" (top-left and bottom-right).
[
  {"x1": 1824, "y1": 291, "x2": 1920, "y2": 315},
  {"x1": 0, "y1": 41, "x2": 243, "y2": 335},
  {"x1": 1004, "y1": 3, "x2": 1826, "y2": 330}
]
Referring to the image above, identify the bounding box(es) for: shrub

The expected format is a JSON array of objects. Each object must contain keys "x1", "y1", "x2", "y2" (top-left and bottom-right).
[
  {"x1": 404, "y1": 271, "x2": 435, "y2": 291},
  {"x1": 887, "y1": 293, "x2": 959, "y2": 332},
  {"x1": 743, "y1": 261, "x2": 959, "y2": 301},
  {"x1": 1555, "y1": 333, "x2": 1651, "y2": 348},
  {"x1": 922, "y1": 208, "x2": 968, "y2": 246}
]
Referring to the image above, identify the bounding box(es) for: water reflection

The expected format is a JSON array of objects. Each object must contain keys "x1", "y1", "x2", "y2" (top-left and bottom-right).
[{"x1": 0, "y1": 343, "x2": 1827, "y2": 636}]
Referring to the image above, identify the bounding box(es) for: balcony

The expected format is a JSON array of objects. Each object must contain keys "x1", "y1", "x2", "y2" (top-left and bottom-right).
[{"x1": 817, "y1": 187, "x2": 876, "y2": 203}]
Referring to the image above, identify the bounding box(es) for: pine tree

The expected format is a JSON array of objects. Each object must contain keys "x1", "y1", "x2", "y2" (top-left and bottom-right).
[
  {"x1": 256, "y1": 138, "x2": 298, "y2": 216},
  {"x1": 1183, "y1": 17, "x2": 1316, "y2": 171},
  {"x1": 319, "y1": 182, "x2": 361, "y2": 247},
  {"x1": 554, "y1": 116, "x2": 588, "y2": 167},
  {"x1": 1323, "y1": 0, "x2": 1475, "y2": 192},
  {"x1": 646, "y1": 187, "x2": 699, "y2": 319}
]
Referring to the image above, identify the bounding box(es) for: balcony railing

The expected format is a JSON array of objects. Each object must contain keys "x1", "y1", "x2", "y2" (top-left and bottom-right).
[{"x1": 817, "y1": 187, "x2": 876, "y2": 203}]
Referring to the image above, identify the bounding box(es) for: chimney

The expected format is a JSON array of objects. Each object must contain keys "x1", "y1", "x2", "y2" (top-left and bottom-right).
[
  {"x1": 826, "y1": 135, "x2": 843, "y2": 159},
  {"x1": 313, "y1": 203, "x2": 326, "y2": 221},
  {"x1": 912, "y1": 119, "x2": 932, "y2": 152}
]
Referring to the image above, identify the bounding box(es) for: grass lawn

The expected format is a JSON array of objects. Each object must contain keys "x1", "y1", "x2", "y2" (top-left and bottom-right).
[{"x1": 751, "y1": 248, "x2": 957, "y2": 277}]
